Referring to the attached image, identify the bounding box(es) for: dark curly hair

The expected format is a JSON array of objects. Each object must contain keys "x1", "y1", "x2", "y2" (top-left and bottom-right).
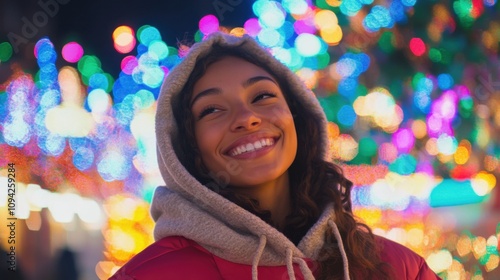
[{"x1": 171, "y1": 44, "x2": 393, "y2": 280}]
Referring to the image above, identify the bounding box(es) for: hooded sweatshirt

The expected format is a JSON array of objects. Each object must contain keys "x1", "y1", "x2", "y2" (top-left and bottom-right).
[{"x1": 110, "y1": 32, "x2": 441, "y2": 280}]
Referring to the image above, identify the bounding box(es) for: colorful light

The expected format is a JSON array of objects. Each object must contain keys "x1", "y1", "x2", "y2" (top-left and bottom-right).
[
  {"x1": 363, "y1": 5, "x2": 394, "y2": 32},
  {"x1": 113, "y1": 25, "x2": 136, "y2": 54},
  {"x1": 0, "y1": 42, "x2": 13, "y2": 62},
  {"x1": 244, "y1": 18, "x2": 262, "y2": 36},
  {"x1": 393, "y1": 128, "x2": 415, "y2": 153},
  {"x1": 120, "y1": 56, "x2": 138, "y2": 75},
  {"x1": 430, "y1": 179, "x2": 487, "y2": 207},
  {"x1": 199, "y1": 15, "x2": 219, "y2": 35},
  {"x1": 62, "y1": 42, "x2": 84, "y2": 63},
  {"x1": 410, "y1": 37, "x2": 426, "y2": 56},
  {"x1": 148, "y1": 41, "x2": 169, "y2": 60},
  {"x1": 137, "y1": 25, "x2": 162, "y2": 46}
]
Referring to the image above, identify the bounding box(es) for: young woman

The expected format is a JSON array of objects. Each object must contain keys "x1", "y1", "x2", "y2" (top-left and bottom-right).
[{"x1": 110, "y1": 33, "x2": 441, "y2": 280}]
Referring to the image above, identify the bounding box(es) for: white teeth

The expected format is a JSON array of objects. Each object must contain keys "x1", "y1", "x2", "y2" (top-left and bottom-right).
[
  {"x1": 254, "y1": 141, "x2": 262, "y2": 149},
  {"x1": 246, "y1": 143, "x2": 255, "y2": 152},
  {"x1": 229, "y1": 138, "x2": 275, "y2": 156},
  {"x1": 260, "y1": 139, "x2": 266, "y2": 146}
]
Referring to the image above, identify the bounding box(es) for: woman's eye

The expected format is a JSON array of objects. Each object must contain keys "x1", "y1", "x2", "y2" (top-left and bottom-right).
[
  {"x1": 198, "y1": 106, "x2": 219, "y2": 119},
  {"x1": 253, "y1": 92, "x2": 276, "y2": 102}
]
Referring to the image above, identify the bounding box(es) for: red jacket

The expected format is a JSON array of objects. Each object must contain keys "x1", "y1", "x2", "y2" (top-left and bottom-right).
[{"x1": 109, "y1": 235, "x2": 441, "y2": 280}]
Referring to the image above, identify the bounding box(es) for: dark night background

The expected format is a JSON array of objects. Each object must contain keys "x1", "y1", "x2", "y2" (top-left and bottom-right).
[{"x1": 0, "y1": 0, "x2": 254, "y2": 77}]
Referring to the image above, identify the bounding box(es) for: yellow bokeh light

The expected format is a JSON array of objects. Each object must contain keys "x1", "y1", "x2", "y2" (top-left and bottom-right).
[
  {"x1": 411, "y1": 119, "x2": 427, "y2": 139},
  {"x1": 485, "y1": 254, "x2": 499, "y2": 272},
  {"x1": 296, "y1": 68, "x2": 318, "y2": 89},
  {"x1": 472, "y1": 236, "x2": 487, "y2": 259},
  {"x1": 426, "y1": 138, "x2": 439, "y2": 156},
  {"x1": 471, "y1": 171, "x2": 496, "y2": 196},
  {"x1": 454, "y1": 146, "x2": 470, "y2": 165},
  {"x1": 229, "y1": 27, "x2": 246, "y2": 37},
  {"x1": 484, "y1": 155, "x2": 499, "y2": 172},
  {"x1": 115, "y1": 33, "x2": 134, "y2": 48},
  {"x1": 314, "y1": 10, "x2": 338, "y2": 29},
  {"x1": 95, "y1": 261, "x2": 120, "y2": 280},
  {"x1": 354, "y1": 208, "x2": 382, "y2": 227},
  {"x1": 482, "y1": 31, "x2": 495, "y2": 50},
  {"x1": 45, "y1": 106, "x2": 94, "y2": 137},
  {"x1": 326, "y1": 0, "x2": 342, "y2": 7},
  {"x1": 330, "y1": 134, "x2": 358, "y2": 161},
  {"x1": 59, "y1": 66, "x2": 85, "y2": 105},
  {"x1": 327, "y1": 121, "x2": 340, "y2": 139},
  {"x1": 486, "y1": 235, "x2": 498, "y2": 247},
  {"x1": 112, "y1": 25, "x2": 133, "y2": 41},
  {"x1": 437, "y1": 153, "x2": 453, "y2": 163},
  {"x1": 320, "y1": 25, "x2": 343, "y2": 45},
  {"x1": 107, "y1": 229, "x2": 136, "y2": 253},
  {"x1": 426, "y1": 250, "x2": 453, "y2": 273},
  {"x1": 407, "y1": 228, "x2": 424, "y2": 248},
  {"x1": 427, "y1": 22, "x2": 442, "y2": 42},
  {"x1": 353, "y1": 87, "x2": 403, "y2": 132},
  {"x1": 456, "y1": 235, "x2": 472, "y2": 257}
]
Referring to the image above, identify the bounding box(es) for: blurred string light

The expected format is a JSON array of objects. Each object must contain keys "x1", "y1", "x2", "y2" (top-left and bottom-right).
[
  {"x1": 62, "y1": 42, "x2": 84, "y2": 63},
  {"x1": 0, "y1": 181, "x2": 104, "y2": 228},
  {"x1": 453, "y1": 0, "x2": 485, "y2": 27},
  {"x1": 430, "y1": 179, "x2": 490, "y2": 207},
  {"x1": 45, "y1": 66, "x2": 94, "y2": 137},
  {"x1": 3, "y1": 75, "x2": 34, "y2": 147},
  {"x1": 199, "y1": 15, "x2": 220, "y2": 35},
  {"x1": 113, "y1": 26, "x2": 136, "y2": 54},
  {"x1": 0, "y1": 42, "x2": 13, "y2": 63},
  {"x1": 95, "y1": 194, "x2": 154, "y2": 279},
  {"x1": 363, "y1": 5, "x2": 395, "y2": 32},
  {"x1": 409, "y1": 37, "x2": 426, "y2": 56},
  {"x1": 353, "y1": 87, "x2": 403, "y2": 132}
]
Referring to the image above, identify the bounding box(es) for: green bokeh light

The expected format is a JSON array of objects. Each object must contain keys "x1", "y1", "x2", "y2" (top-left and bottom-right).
[{"x1": 0, "y1": 42, "x2": 13, "y2": 63}]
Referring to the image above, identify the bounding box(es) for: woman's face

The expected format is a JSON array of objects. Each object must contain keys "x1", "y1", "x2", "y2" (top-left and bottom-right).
[{"x1": 190, "y1": 56, "x2": 297, "y2": 189}]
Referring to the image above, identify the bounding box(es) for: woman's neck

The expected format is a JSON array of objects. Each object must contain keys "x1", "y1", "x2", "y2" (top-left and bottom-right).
[{"x1": 232, "y1": 173, "x2": 291, "y2": 230}]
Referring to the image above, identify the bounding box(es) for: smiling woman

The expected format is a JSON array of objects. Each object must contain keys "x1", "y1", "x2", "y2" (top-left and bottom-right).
[
  {"x1": 109, "y1": 33, "x2": 441, "y2": 280},
  {"x1": 189, "y1": 56, "x2": 297, "y2": 226}
]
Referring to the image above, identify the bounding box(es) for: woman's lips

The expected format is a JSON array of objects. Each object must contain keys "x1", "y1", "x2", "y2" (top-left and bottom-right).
[
  {"x1": 224, "y1": 134, "x2": 280, "y2": 159},
  {"x1": 228, "y1": 137, "x2": 275, "y2": 156}
]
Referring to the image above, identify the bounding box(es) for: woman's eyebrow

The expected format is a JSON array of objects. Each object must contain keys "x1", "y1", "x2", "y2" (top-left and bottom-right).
[
  {"x1": 190, "y1": 88, "x2": 221, "y2": 108},
  {"x1": 190, "y1": 76, "x2": 278, "y2": 107},
  {"x1": 242, "y1": 76, "x2": 278, "y2": 88}
]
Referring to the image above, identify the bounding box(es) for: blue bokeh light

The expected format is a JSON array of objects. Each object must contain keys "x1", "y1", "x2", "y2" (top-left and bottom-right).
[
  {"x1": 437, "y1": 73, "x2": 454, "y2": 90},
  {"x1": 73, "y1": 146, "x2": 95, "y2": 171}
]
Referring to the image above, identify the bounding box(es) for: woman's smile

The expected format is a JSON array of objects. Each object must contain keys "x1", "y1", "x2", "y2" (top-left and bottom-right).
[{"x1": 225, "y1": 134, "x2": 280, "y2": 159}]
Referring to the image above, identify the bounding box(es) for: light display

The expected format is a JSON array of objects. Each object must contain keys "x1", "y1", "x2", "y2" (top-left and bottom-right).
[{"x1": 1, "y1": 0, "x2": 500, "y2": 279}]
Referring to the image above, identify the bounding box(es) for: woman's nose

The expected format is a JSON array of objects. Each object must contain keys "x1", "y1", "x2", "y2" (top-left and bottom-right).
[{"x1": 230, "y1": 105, "x2": 261, "y2": 131}]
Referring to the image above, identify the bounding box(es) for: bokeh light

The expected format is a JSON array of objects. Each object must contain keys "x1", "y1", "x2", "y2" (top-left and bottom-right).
[
  {"x1": 0, "y1": 42, "x2": 13, "y2": 62},
  {"x1": 199, "y1": 15, "x2": 219, "y2": 35},
  {"x1": 113, "y1": 25, "x2": 136, "y2": 54},
  {"x1": 62, "y1": 42, "x2": 84, "y2": 63}
]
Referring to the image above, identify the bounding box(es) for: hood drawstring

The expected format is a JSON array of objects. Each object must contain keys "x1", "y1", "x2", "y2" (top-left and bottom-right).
[
  {"x1": 252, "y1": 235, "x2": 315, "y2": 280},
  {"x1": 292, "y1": 256, "x2": 315, "y2": 280},
  {"x1": 286, "y1": 248, "x2": 316, "y2": 280},
  {"x1": 285, "y1": 248, "x2": 296, "y2": 280},
  {"x1": 252, "y1": 235, "x2": 267, "y2": 280},
  {"x1": 328, "y1": 220, "x2": 351, "y2": 280}
]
